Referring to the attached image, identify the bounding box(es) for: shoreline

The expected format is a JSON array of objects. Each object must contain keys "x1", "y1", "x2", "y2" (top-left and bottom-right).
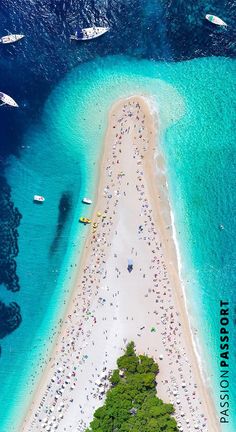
[
  {"x1": 170, "y1": 205, "x2": 212, "y2": 387},
  {"x1": 138, "y1": 96, "x2": 219, "y2": 429},
  {"x1": 18, "y1": 99, "x2": 114, "y2": 432},
  {"x1": 21, "y1": 95, "x2": 219, "y2": 432},
  {"x1": 146, "y1": 94, "x2": 218, "y2": 406}
]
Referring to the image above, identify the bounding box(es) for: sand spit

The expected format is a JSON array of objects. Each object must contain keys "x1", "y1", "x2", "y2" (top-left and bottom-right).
[{"x1": 21, "y1": 96, "x2": 219, "y2": 432}]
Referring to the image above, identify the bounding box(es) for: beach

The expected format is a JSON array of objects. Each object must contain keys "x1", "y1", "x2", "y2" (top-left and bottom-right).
[{"x1": 20, "y1": 95, "x2": 219, "y2": 432}]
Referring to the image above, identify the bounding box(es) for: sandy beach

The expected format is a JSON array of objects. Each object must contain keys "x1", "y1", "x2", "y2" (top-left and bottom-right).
[{"x1": 21, "y1": 96, "x2": 219, "y2": 432}]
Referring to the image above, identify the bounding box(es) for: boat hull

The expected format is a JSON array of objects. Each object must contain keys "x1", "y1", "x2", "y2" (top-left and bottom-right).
[
  {"x1": 205, "y1": 14, "x2": 227, "y2": 26},
  {"x1": 33, "y1": 195, "x2": 45, "y2": 203},
  {"x1": 82, "y1": 198, "x2": 92, "y2": 204},
  {"x1": 71, "y1": 27, "x2": 109, "y2": 41},
  {"x1": 79, "y1": 217, "x2": 91, "y2": 224},
  {"x1": 0, "y1": 34, "x2": 25, "y2": 44},
  {"x1": 0, "y1": 92, "x2": 18, "y2": 107}
]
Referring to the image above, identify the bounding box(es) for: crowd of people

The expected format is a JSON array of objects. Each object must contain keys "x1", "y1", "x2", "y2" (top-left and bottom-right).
[{"x1": 22, "y1": 98, "x2": 211, "y2": 432}]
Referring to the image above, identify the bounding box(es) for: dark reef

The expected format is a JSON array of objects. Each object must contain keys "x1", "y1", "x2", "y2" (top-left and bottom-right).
[
  {"x1": 0, "y1": 176, "x2": 22, "y2": 353},
  {"x1": 0, "y1": 176, "x2": 22, "y2": 292},
  {"x1": 49, "y1": 191, "x2": 72, "y2": 255},
  {"x1": 0, "y1": 301, "x2": 22, "y2": 340}
]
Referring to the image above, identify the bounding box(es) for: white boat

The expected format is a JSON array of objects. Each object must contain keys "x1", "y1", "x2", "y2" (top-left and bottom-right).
[
  {"x1": 0, "y1": 34, "x2": 25, "y2": 44},
  {"x1": 82, "y1": 197, "x2": 92, "y2": 204},
  {"x1": 205, "y1": 14, "x2": 227, "y2": 27},
  {"x1": 70, "y1": 26, "x2": 109, "y2": 41},
  {"x1": 0, "y1": 92, "x2": 18, "y2": 107},
  {"x1": 33, "y1": 195, "x2": 45, "y2": 203}
]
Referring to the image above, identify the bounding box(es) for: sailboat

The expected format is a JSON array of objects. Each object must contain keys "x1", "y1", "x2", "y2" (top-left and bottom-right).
[
  {"x1": 0, "y1": 34, "x2": 25, "y2": 44},
  {"x1": 70, "y1": 26, "x2": 109, "y2": 41},
  {"x1": 205, "y1": 14, "x2": 227, "y2": 27},
  {"x1": 0, "y1": 92, "x2": 18, "y2": 107}
]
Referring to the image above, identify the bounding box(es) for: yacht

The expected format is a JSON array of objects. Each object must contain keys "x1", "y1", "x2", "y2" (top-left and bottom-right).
[
  {"x1": 0, "y1": 92, "x2": 18, "y2": 107},
  {"x1": 0, "y1": 34, "x2": 25, "y2": 44},
  {"x1": 34, "y1": 195, "x2": 45, "y2": 203},
  {"x1": 205, "y1": 14, "x2": 227, "y2": 26},
  {"x1": 70, "y1": 26, "x2": 109, "y2": 41},
  {"x1": 82, "y1": 197, "x2": 92, "y2": 204}
]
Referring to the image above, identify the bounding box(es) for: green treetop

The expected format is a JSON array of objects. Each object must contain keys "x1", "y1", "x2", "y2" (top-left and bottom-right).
[{"x1": 86, "y1": 342, "x2": 179, "y2": 432}]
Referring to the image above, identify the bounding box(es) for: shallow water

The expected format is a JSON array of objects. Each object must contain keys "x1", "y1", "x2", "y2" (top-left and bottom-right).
[{"x1": 0, "y1": 1, "x2": 235, "y2": 431}]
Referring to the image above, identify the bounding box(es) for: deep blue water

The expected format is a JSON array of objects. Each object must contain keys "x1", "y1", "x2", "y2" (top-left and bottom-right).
[{"x1": 0, "y1": 1, "x2": 235, "y2": 431}]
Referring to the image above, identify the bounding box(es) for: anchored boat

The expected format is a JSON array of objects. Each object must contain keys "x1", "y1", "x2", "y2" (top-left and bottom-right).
[
  {"x1": 70, "y1": 26, "x2": 109, "y2": 41},
  {"x1": 0, "y1": 92, "x2": 18, "y2": 107},
  {"x1": 0, "y1": 34, "x2": 25, "y2": 44},
  {"x1": 205, "y1": 14, "x2": 227, "y2": 27},
  {"x1": 82, "y1": 197, "x2": 92, "y2": 205},
  {"x1": 34, "y1": 195, "x2": 45, "y2": 203},
  {"x1": 79, "y1": 217, "x2": 91, "y2": 224}
]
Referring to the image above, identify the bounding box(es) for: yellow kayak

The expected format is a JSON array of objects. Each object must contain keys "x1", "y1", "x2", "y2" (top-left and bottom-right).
[{"x1": 79, "y1": 217, "x2": 91, "y2": 224}]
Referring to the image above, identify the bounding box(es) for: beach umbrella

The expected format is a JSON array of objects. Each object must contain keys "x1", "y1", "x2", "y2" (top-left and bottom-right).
[
  {"x1": 159, "y1": 354, "x2": 163, "y2": 360},
  {"x1": 176, "y1": 399, "x2": 180, "y2": 404}
]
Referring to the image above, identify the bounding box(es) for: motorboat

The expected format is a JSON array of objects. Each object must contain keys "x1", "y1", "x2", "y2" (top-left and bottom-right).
[
  {"x1": 205, "y1": 14, "x2": 227, "y2": 26},
  {"x1": 79, "y1": 217, "x2": 91, "y2": 224},
  {"x1": 0, "y1": 92, "x2": 18, "y2": 107},
  {"x1": 0, "y1": 34, "x2": 25, "y2": 44},
  {"x1": 34, "y1": 195, "x2": 45, "y2": 203},
  {"x1": 70, "y1": 26, "x2": 109, "y2": 41},
  {"x1": 82, "y1": 197, "x2": 92, "y2": 204}
]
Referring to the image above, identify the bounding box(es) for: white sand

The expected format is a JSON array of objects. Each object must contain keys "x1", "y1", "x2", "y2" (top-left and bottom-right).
[{"x1": 21, "y1": 96, "x2": 219, "y2": 432}]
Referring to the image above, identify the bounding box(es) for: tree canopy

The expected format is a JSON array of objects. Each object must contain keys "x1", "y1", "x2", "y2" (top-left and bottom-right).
[{"x1": 86, "y1": 342, "x2": 179, "y2": 432}]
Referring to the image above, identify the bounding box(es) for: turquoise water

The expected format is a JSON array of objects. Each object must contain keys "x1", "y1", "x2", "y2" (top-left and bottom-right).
[{"x1": 2, "y1": 56, "x2": 235, "y2": 431}]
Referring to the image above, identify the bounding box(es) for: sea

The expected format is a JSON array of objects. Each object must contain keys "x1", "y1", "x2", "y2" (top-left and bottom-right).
[{"x1": 0, "y1": 1, "x2": 235, "y2": 431}]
